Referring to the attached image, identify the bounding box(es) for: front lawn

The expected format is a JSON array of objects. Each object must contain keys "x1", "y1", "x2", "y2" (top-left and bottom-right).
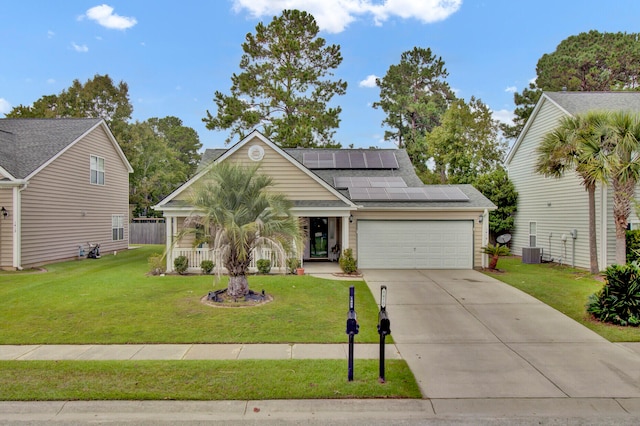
[
  {"x1": 484, "y1": 256, "x2": 640, "y2": 342},
  {"x1": 0, "y1": 245, "x2": 380, "y2": 344}
]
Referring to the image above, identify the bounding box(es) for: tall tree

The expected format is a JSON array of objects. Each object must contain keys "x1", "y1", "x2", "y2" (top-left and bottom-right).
[
  {"x1": 147, "y1": 116, "x2": 202, "y2": 177},
  {"x1": 374, "y1": 47, "x2": 455, "y2": 169},
  {"x1": 506, "y1": 31, "x2": 640, "y2": 139},
  {"x1": 599, "y1": 111, "x2": 640, "y2": 264},
  {"x1": 184, "y1": 162, "x2": 302, "y2": 297},
  {"x1": 204, "y1": 9, "x2": 347, "y2": 148},
  {"x1": 474, "y1": 167, "x2": 518, "y2": 243},
  {"x1": 426, "y1": 97, "x2": 505, "y2": 184},
  {"x1": 535, "y1": 112, "x2": 612, "y2": 274},
  {"x1": 7, "y1": 74, "x2": 132, "y2": 140}
]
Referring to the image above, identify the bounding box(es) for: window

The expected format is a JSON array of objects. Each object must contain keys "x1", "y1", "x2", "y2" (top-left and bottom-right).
[
  {"x1": 112, "y1": 215, "x2": 124, "y2": 241},
  {"x1": 91, "y1": 155, "x2": 105, "y2": 185},
  {"x1": 529, "y1": 221, "x2": 537, "y2": 247}
]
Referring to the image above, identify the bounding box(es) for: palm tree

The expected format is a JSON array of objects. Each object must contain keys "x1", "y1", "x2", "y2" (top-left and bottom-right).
[
  {"x1": 598, "y1": 111, "x2": 640, "y2": 264},
  {"x1": 536, "y1": 112, "x2": 611, "y2": 274},
  {"x1": 185, "y1": 162, "x2": 302, "y2": 297}
]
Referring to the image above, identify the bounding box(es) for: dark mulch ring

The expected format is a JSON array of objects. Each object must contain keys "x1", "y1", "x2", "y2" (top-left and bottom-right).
[{"x1": 200, "y1": 289, "x2": 273, "y2": 308}]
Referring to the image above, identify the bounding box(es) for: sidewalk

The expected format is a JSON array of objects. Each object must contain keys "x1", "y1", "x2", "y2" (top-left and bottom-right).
[{"x1": 0, "y1": 343, "x2": 400, "y2": 361}]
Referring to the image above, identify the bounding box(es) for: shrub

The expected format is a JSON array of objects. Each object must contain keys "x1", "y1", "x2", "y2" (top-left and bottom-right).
[
  {"x1": 286, "y1": 258, "x2": 300, "y2": 274},
  {"x1": 587, "y1": 263, "x2": 640, "y2": 326},
  {"x1": 256, "y1": 259, "x2": 272, "y2": 274},
  {"x1": 148, "y1": 254, "x2": 165, "y2": 275},
  {"x1": 626, "y1": 230, "x2": 640, "y2": 263},
  {"x1": 174, "y1": 255, "x2": 189, "y2": 275},
  {"x1": 200, "y1": 260, "x2": 214, "y2": 275},
  {"x1": 339, "y1": 248, "x2": 358, "y2": 274}
]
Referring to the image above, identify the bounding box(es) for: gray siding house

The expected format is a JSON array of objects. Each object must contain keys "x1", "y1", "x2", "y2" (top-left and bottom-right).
[
  {"x1": 504, "y1": 92, "x2": 640, "y2": 270},
  {"x1": 155, "y1": 130, "x2": 495, "y2": 272},
  {"x1": 0, "y1": 118, "x2": 133, "y2": 270}
]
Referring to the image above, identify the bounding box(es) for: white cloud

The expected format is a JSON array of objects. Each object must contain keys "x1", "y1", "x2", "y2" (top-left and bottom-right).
[
  {"x1": 0, "y1": 98, "x2": 11, "y2": 115},
  {"x1": 492, "y1": 109, "x2": 515, "y2": 125},
  {"x1": 81, "y1": 4, "x2": 137, "y2": 30},
  {"x1": 47, "y1": 30, "x2": 55, "y2": 38},
  {"x1": 47, "y1": 78, "x2": 56, "y2": 84},
  {"x1": 232, "y1": 0, "x2": 461, "y2": 33},
  {"x1": 505, "y1": 86, "x2": 517, "y2": 93},
  {"x1": 71, "y1": 42, "x2": 89, "y2": 52},
  {"x1": 359, "y1": 74, "x2": 378, "y2": 88}
]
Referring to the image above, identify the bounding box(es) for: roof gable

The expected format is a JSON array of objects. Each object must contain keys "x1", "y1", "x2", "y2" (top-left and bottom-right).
[{"x1": 0, "y1": 118, "x2": 132, "y2": 180}]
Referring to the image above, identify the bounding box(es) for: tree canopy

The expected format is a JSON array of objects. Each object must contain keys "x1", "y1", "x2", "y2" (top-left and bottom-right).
[
  {"x1": 505, "y1": 31, "x2": 640, "y2": 139},
  {"x1": 204, "y1": 9, "x2": 347, "y2": 148},
  {"x1": 374, "y1": 47, "x2": 455, "y2": 168}
]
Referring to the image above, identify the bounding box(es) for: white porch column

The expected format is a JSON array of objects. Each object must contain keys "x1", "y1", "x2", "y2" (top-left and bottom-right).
[
  {"x1": 165, "y1": 216, "x2": 174, "y2": 272},
  {"x1": 481, "y1": 209, "x2": 489, "y2": 268},
  {"x1": 341, "y1": 215, "x2": 350, "y2": 254}
]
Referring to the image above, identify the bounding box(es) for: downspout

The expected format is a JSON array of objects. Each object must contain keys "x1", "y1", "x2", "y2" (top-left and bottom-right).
[
  {"x1": 481, "y1": 209, "x2": 489, "y2": 268},
  {"x1": 13, "y1": 182, "x2": 27, "y2": 270}
]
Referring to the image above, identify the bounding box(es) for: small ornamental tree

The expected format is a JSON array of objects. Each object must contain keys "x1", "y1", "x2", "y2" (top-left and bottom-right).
[{"x1": 339, "y1": 248, "x2": 358, "y2": 274}]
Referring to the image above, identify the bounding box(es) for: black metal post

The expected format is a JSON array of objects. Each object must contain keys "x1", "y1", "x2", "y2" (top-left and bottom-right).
[
  {"x1": 377, "y1": 285, "x2": 390, "y2": 383},
  {"x1": 346, "y1": 285, "x2": 358, "y2": 381}
]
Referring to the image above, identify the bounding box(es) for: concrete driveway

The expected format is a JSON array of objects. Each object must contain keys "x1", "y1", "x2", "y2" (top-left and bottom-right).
[{"x1": 362, "y1": 269, "x2": 640, "y2": 399}]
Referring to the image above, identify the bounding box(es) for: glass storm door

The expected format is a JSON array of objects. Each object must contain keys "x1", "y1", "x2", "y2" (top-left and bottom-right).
[{"x1": 310, "y1": 217, "x2": 329, "y2": 258}]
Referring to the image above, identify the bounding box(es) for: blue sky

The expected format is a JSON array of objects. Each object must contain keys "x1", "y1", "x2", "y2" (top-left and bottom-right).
[{"x1": 2, "y1": 1, "x2": 640, "y2": 150}]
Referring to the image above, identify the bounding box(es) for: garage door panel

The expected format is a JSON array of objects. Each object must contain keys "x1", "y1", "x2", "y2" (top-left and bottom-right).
[{"x1": 358, "y1": 220, "x2": 473, "y2": 269}]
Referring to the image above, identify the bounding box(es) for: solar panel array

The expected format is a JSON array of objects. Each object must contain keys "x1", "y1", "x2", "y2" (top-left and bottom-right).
[
  {"x1": 303, "y1": 151, "x2": 398, "y2": 169},
  {"x1": 333, "y1": 176, "x2": 407, "y2": 189},
  {"x1": 348, "y1": 186, "x2": 470, "y2": 202}
]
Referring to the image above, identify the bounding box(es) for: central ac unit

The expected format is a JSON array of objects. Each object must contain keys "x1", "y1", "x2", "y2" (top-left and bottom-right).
[{"x1": 522, "y1": 247, "x2": 541, "y2": 264}]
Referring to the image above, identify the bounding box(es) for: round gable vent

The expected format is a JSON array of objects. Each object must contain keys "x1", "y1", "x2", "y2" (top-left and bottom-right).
[{"x1": 248, "y1": 145, "x2": 265, "y2": 161}]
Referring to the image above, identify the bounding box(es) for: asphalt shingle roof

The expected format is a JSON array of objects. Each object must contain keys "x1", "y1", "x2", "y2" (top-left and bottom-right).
[
  {"x1": 545, "y1": 91, "x2": 640, "y2": 115},
  {"x1": 0, "y1": 118, "x2": 102, "y2": 179}
]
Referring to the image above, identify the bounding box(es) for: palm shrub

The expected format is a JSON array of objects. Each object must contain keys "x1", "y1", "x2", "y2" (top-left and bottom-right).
[
  {"x1": 174, "y1": 255, "x2": 189, "y2": 275},
  {"x1": 148, "y1": 254, "x2": 165, "y2": 275},
  {"x1": 256, "y1": 259, "x2": 271, "y2": 274},
  {"x1": 339, "y1": 248, "x2": 357, "y2": 274},
  {"x1": 481, "y1": 243, "x2": 510, "y2": 270},
  {"x1": 286, "y1": 258, "x2": 300, "y2": 274},
  {"x1": 626, "y1": 230, "x2": 640, "y2": 263},
  {"x1": 587, "y1": 263, "x2": 640, "y2": 326}
]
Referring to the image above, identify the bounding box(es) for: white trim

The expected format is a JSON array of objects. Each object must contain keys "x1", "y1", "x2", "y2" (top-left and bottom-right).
[{"x1": 0, "y1": 165, "x2": 17, "y2": 181}]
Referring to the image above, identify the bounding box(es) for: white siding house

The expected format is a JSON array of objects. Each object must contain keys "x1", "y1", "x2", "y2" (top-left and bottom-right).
[{"x1": 504, "y1": 92, "x2": 640, "y2": 270}]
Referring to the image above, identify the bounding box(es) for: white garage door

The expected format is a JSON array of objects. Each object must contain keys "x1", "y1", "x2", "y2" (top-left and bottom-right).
[{"x1": 357, "y1": 220, "x2": 473, "y2": 269}]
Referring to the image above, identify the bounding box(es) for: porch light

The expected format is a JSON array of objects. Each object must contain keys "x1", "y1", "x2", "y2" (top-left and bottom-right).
[
  {"x1": 1, "y1": 207, "x2": 7, "y2": 219},
  {"x1": 349, "y1": 214, "x2": 353, "y2": 223},
  {"x1": 478, "y1": 214, "x2": 483, "y2": 223}
]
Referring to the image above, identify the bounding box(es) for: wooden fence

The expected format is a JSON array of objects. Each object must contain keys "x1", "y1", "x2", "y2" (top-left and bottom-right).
[{"x1": 130, "y1": 222, "x2": 166, "y2": 245}]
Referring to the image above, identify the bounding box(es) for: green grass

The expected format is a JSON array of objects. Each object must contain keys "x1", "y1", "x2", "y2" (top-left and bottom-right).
[
  {"x1": 0, "y1": 360, "x2": 421, "y2": 400},
  {"x1": 0, "y1": 245, "x2": 381, "y2": 344},
  {"x1": 484, "y1": 256, "x2": 640, "y2": 342}
]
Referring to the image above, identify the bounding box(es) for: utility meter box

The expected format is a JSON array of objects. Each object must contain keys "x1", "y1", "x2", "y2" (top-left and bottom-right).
[{"x1": 522, "y1": 247, "x2": 541, "y2": 264}]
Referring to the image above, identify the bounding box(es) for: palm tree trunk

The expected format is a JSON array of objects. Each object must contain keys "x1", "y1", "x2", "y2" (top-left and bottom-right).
[
  {"x1": 228, "y1": 275, "x2": 249, "y2": 298},
  {"x1": 587, "y1": 185, "x2": 599, "y2": 274},
  {"x1": 613, "y1": 178, "x2": 634, "y2": 264}
]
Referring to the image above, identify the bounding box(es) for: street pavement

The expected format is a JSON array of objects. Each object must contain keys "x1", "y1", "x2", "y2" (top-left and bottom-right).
[{"x1": 2, "y1": 268, "x2": 640, "y2": 424}]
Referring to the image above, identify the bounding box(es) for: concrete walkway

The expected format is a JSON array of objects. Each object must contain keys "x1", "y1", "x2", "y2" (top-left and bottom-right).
[{"x1": 3, "y1": 268, "x2": 640, "y2": 424}]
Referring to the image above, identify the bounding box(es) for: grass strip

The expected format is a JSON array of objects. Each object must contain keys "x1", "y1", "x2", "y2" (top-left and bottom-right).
[
  {"x1": 0, "y1": 359, "x2": 421, "y2": 400},
  {"x1": 484, "y1": 256, "x2": 640, "y2": 342}
]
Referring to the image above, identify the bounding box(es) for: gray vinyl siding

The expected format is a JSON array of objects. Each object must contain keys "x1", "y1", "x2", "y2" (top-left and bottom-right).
[
  {"x1": 508, "y1": 99, "x2": 595, "y2": 269},
  {"x1": 19, "y1": 126, "x2": 129, "y2": 267},
  {"x1": 0, "y1": 190, "x2": 12, "y2": 268}
]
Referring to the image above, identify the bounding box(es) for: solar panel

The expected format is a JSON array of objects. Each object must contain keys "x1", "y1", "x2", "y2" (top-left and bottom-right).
[
  {"x1": 379, "y1": 151, "x2": 399, "y2": 169},
  {"x1": 348, "y1": 186, "x2": 469, "y2": 201},
  {"x1": 334, "y1": 151, "x2": 351, "y2": 168},
  {"x1": 303, "y1": 152, "x2": 319, "y2": 168},
  {"x1": 334, "y1": 176, "x2": 407, "y2": 189},
  {"x1": 348, "y1": 152, "x2": 367, "y2": 168},
  {"x1": 364, "y1": 151, "x2": 383, "y2": 168}
]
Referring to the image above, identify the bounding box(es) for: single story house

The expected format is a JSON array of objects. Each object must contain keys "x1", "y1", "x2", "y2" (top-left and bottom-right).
[
  {"x1": 154, "y1": 130, "x2": 495, "y2": 272},
  {"x1": 0, "y1": 118, "x2": 133, "y2": 270},
  {"x1": 504, "y1": 91, "x2": 640, "y2": 269}
]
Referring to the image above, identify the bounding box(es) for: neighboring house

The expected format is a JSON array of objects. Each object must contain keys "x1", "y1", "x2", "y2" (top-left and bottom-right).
[
  {"x1": 154, "y1": 130, "x2": 495, "y2": 272},
  {"x1": 0, "y1": 118, "x2": 133, "y2": 270},
  {"x1": 504, "y1": 91, "x2": 640, "y2": 270}
]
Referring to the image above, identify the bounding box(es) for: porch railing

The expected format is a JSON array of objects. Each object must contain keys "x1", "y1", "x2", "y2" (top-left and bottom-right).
[{"x1": 171, "y1": 247, "x2": 294, "y2": 273}]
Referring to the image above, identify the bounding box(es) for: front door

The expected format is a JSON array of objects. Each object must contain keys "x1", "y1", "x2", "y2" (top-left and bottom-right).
[{"x1": 310, "y1": 217, "x2": 328, "y2": 258}]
